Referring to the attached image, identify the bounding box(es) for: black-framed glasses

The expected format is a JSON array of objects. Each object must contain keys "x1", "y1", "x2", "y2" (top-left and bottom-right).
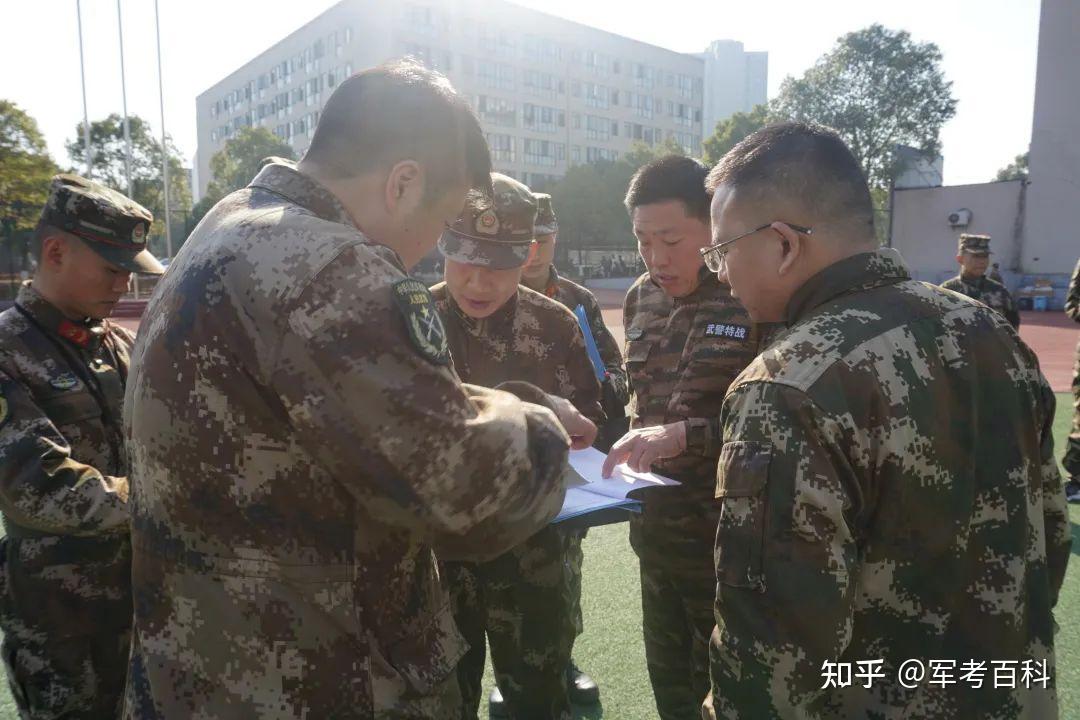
[{"x1": 700, "y1": 222, "x2": 813, "y2": 273}]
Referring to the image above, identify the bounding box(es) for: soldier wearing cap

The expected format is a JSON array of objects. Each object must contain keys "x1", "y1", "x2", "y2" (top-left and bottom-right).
[
  {"x1": 432, "y1": 173, "x2": 603, "y2": 720},
  {"x1": 0, "y1": 174, "x2": 163, "y2": 718},
  {"x1": 940, "y1": 233, "x2": 1020, "y2": 328},
  {"x1": 519, "y1": 191, "x2": 626, "y2": 709}
]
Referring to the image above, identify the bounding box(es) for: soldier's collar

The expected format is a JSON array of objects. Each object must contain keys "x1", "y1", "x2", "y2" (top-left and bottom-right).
[
  {"x1": 451, "y1": 289, "x2": 519, "y2": 335},
  {"x1": 248, "y1": 160, "x2": 359, "y2": 231},
  {"x1": 15, "y1": 282, "x2": 107, "y2": 352},
  {"x1": 784, "y1": 248, "x2": 911, "y2": 326},
  {"x1": 543, "y1": 266, "x2": 561, "y2": 298}
]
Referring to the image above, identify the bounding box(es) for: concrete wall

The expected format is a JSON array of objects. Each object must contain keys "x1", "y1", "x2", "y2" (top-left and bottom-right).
[
  {"x1": 1023, "y1": 0, "x2": 1080, "y2": 274},
  {"x1": 890, "y1": 180, "x2": 1025, "y2": 285}
]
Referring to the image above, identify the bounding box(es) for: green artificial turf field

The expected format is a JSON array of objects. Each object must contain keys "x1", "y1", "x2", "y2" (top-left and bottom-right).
[{"x1": 0, "y1": 393, "x2": 1074, "y2": 718}]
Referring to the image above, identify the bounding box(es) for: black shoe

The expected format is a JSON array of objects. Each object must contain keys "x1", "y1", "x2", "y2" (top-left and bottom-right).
[
  {"x1": 1066, "y1": 479, "x2": 1080, "y2": 504},
  {"x1": 488, "y1": 685, "x2": 508, "y2": 718},
  {"x1": 567, "y1": 660, "x2": 600, "y2": 705}
]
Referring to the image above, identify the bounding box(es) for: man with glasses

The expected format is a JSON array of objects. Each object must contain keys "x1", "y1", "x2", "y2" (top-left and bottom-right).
[
  {"x1": 601, "y1": 155, "x2": 764, "y2": 719},
  {"x1": 703, "y1": 122, "x2": 1067, "y2": 718}
]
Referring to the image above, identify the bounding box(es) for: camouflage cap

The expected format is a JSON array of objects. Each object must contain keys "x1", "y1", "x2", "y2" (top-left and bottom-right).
[
  {"x1": 958, "y1": 233, "x2": 992, "y2": 256},
  {"x1": 438, "y1": 173, "x2": 536, "y2": 270},
  {"x1": 533, "y1": 193, "x2": 558, "y2": 235},
  {"x1": 40, "y1": 174, "x2": 164, "y2": 274}
]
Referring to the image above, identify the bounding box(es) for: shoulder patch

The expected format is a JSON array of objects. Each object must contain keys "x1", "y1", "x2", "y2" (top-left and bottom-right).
[
  {"x1": 392, "y1": 279, "x2": 449, "y2": 365},
  {"x1": 626, "y1": 326, "x2": 644, "y2": 340}
]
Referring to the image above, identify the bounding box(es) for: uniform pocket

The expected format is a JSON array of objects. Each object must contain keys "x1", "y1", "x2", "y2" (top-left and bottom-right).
[
  {"x1": 624, "y1": 339, "x2": 653, "y2": 365},
  {"x1": 38, "y1": 391, "x2": 102, "y2": 426},
  {"x1": 714, "y1": 441, "x2": 771, "y2": 591},
  {"x1": 380, "y1": 598, "x2": 467, "y2": 697}
]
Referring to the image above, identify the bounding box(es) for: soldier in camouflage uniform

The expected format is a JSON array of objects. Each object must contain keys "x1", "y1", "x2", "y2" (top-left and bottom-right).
[
  {"x1": 122, "y1": 62, "x2": 596, "y2": 719},
  {"x1": 432, "y1": 173, "x2": 603, "y2": 720},
  {"x1": 703, "y1": 122, "x2": 1068, "y2": 718},
  {"x1": 0, "y1": 174, "x2": 163, "y2": 719},
  {"x1": 601, "y1": 156, "x2": 763, "y2": 720},
  {"x1": 940, "y1": 234, "x2": 1021, "y2": 328},
  {"x1": 1064, "y1": 258, "x2": 1080, "y2": 502},
  {"x1": 518, "y1": 191, "x2": 628, "y2": 708}
]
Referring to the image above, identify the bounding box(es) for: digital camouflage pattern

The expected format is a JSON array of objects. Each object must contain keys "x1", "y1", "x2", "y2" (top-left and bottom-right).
[
  {"x1": 622, "y1": 267, "x2": 762, "y2": 720},
  {"x1": 1065, "y1": 257, "x2": 1080, "y2": 478},
  {"x1": 122, "y1": 160, "x2": 574, "y2": 719},
  {"x1": 535, "y1": 265, "x2": 629, "y2": 641},
  {"x1": 431, "y1": 282, "x2": 602, "y2": 720},
  {"x1": 0, "y1": 282, "x2": 134, "y2": 719},
  {"x1": 438, "y1": 173, "x2": 537, "y2": 270},
  {"x1": 707, "y1": 248, "x2": 1069, "y2": 719},
  {"x1": 940, "y1": 273, "x2": 1021, "y2": 329},
  {"x1": 39, "y1": 173, "x2": 163, "y2": 274},
  {"x1": 538, "y1": 266, "x2": 630, "y2": 412}
]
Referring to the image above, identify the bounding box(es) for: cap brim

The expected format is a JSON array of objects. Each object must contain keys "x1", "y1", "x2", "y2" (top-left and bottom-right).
[
  {"x1": 89, "y1": 244, "x2": 166, "y2": 275},
  {"x1": 438, "y1": 231, "x2": 532, "y2": 270}
]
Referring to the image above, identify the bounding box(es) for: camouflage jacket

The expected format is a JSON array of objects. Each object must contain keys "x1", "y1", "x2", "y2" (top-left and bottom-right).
[
  {"x1": 431, "y1": 284, "x2": 603, "y2": 423},
  {"x1": 0, "y1": 283, "x2": 133, "y2": 635},
  {"x1": 709, "y1": 249, "x2": 1069, "y2": 719},
  {"x1": 122, "y1": 161, "x2": 572, "y2": 719},
  {"x1": 940, "y1": 273, "x2": 1020, "y2": 328},
  {"x1": 623, "y1": 268, "x2": 761, "y2": 500},
  {"x1": 530, "y1": 267, "x2": 629, "y2": 407},
  {"x1": 1067, "y1": 258, "x2": 1079, "y2": 323}
]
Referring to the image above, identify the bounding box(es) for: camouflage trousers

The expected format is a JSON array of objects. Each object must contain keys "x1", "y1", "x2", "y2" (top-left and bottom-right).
[
  {"x1": 0, "y1": 537, "x2": 131, "y2": 720},
  {"x1": 444, "y1": 525, "x2": 575, "y2": 720},
  {"x1": 565, "y1": 530, "x2": 585, "y2": 639},
  {"x1": 1064, "y1": 339, "x2": 1080, "y2": 477},
  {"x1": 630, "y1": 505, "x2": 718, "y2": 720}
]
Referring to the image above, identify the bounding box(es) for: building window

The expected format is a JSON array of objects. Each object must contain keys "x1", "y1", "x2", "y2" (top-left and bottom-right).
[
  {"x1": 523, "y1": 139, "x2": 564, "y2": 167},
  {"x1": 586, "y1": 146, "x2": 618, "y2": 163},
  {"x1": 585, "y1": 83, "x2": 610, "y2": 109},
  {"x1": 486, "y1": 133, "x2": 516, "y2": 162},
  {"x1": 478, "y1": 96, "x2": 517, "y2": 127},
  {"x1": 522, "y1": 103, "x2": 561, "y2": 133},
  {"x1": 585, "y1": 115, "x2": 612, "y2": 141},
  {"x1": 479, "y1": 60, "x2": 514, "y2": 91}
]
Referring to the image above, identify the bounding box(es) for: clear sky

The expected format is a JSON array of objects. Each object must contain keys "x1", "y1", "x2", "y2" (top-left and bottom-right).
[{"x1": 1, "y1": 0, "x2": 1040, "y2": 186}]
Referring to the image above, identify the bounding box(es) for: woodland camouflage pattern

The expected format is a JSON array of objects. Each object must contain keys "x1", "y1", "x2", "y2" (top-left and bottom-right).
[
  {"x1": 707, "y1": 248, "x2": 1069, "y2": 719},
  {"x1": 1065, "y1": 257, "x2": 1080, "y2": 478},
  {"x1": 622, "y1": 267, "x2": 762, "y2": 719},
  {"x1": 0, "y1": 283, "x2": 134, "y2": 719},
  {"x1": 431, "y1": 282, "x2": 602, "y2": 719},
  {"x1": 940, "y1": 274, "x2": 1021, "y2": 329},
  {"x1": 122, "y1": 160, "x2": 574, "y2": 719}
]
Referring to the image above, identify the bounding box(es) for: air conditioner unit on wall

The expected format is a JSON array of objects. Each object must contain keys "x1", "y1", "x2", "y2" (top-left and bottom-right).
[{"x1": 948, "y1": 208, "x2": 972, "y2": 227}]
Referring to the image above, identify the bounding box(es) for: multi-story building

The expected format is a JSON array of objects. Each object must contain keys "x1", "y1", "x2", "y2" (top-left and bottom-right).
[{"x1": 194, "y1": 0, "x2": 767, "y2": 198}]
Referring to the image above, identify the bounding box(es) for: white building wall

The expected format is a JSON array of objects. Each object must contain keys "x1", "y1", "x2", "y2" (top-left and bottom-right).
[
  {"x1": 1022, "y1": 0, "x2": 1080, "y2": 273},
  {"x1": 195, "y1": 0, "x2": 764, "y2": 197},
  {"x1": 891, "y1": 181, "x2": 1025, "y2": 284}
]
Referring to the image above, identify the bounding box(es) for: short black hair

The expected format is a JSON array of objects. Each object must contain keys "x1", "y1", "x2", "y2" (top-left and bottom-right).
[
  {"x1": 303, "y1": 59, "x2": 492, "y2": 197},
  {"x1": 705, "y1": 122, "x2": 874, "y2": 242},
  {"x1": 624, "y1": 155, "x2": 710, "y2": 221}
]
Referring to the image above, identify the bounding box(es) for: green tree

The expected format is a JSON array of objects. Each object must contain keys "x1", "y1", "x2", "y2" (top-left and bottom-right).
[
  {"x1": 192, "y1": 127, "x2": 295, "y2": 225},
  {"x1": 65, "y1": 113, "x2": 192, "y2": 254},
  {"x1": 702, "y1": 104, "x2": 771, "y2": 166},
  {"x1": 551, "y1": 141, "x2": 686, "y2": 263},
  {"x1": 772, "y1": 24, "x2": 957, "y2": 193},
  {"x1": 0, "y1": 100, "x2": 60, "y2": 231},
  {"x1": 994, "y1": 152, "x2": 1028, "y2": 181}
]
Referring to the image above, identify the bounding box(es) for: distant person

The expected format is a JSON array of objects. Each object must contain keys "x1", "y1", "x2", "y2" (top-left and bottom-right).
[
  {"x1": 432, "y1": 174, "x2": 602, "y2": 719},
  {"x1": 1064, "y1": 257, "x2": 1080, "y2": 503},
  {"x1": 122, "y1": 61, "x2": 595, "y2": 718},
  {"x1": 703, "y1": 122, "x2": 1067, "y2": 718},
  {"x1": 940, "y1": 234, "x2": 1020, "y2": 328},
  {"x1": 601, "y1": 156, "x2": 765, "y2": 719},
  {"x1": 0, "y1": 175, "x2": 163, "y2": 718}
]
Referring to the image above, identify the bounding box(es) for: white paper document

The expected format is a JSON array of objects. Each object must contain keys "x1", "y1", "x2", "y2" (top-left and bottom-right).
[{"x1": 553, "y1": 447, "x2": 680, "y2": 524}]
